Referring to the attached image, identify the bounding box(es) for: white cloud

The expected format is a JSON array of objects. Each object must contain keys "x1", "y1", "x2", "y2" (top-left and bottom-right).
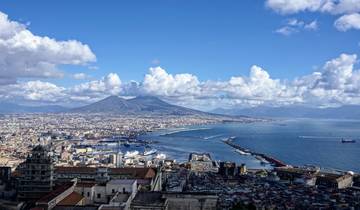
[
  {"x1": 304, "y1": 20, "x2": 319, "y2": 30},
  {"x1": 266, "y1": 0, "x2": 329, "y2": 14},
  {"x1": 275, "y1": 18, "x2": 318, "y2": 35},
  {"x1": 322, "y1": 0, "x2": 360, "y2": 15},
  {"x1": 0, "y1": 11, "x2": 96, "y2": 85},
  {"x1": 70, "y1": 73, "x2": 122, "y2": 102},
  {"x1": 292, "y1": 53, "x2": 360, "y2": 106},
  {"x1": 266, "y1": 0, "x2": 360, "y2": 31},
  {"x1": 266, "y1": 0, "x2": 360, "y2": 15},
  {"x1": 142, "y1": 66, "x2": 200, "y2": 97},
  {"x1": 2, "y1": 54, "x2": 360, "y2": 109},
  {"x1": 334, "y1": 13, "x2": 360, "y2": 31},
  {"x1": 276, "y1": 26, "x2": 299, "y2": 35},
  {"x1": 0, "y1": 80, "x2": 66, "y2": 103}
]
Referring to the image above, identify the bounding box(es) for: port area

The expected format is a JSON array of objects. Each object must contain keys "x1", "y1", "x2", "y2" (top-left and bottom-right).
[{"x1": 223, "y1": 137, "x2": 287, "y2": 167}]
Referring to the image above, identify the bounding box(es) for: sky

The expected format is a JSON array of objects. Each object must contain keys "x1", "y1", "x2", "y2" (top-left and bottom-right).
[{"x1": 1, "y1": 0, "x2": 360, "y2": 110}]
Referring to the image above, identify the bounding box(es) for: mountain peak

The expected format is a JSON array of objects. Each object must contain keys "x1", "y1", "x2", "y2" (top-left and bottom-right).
[{"x1": 70, "y1": 95, "x2": 210, "y2": 116}]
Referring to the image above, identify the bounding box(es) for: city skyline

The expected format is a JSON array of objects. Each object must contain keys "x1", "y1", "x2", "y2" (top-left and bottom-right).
[{"x1": 1, "y1": 0, "x2": 360, "y2": 110}]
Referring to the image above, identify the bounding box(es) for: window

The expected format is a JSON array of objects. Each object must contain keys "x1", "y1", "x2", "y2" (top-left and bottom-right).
[
  {"x1": 87, "y1": 192, "x2": 90, "y2": 197},
  {"x1": 97, "y1": 193, "x2": 101, "y2": 199},
  {"x1": 112, "y1": 189, "x2": 115, "y2": 193}
]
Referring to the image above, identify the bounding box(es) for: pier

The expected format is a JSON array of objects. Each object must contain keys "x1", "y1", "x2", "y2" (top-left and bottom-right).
[{"x1": 223, "y1": 138, "x2": 287, "y2": 167}]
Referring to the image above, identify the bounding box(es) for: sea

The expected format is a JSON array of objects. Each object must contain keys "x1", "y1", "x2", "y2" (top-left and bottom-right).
[{"x1": 138, "y1": 118, "x2": 360, "y2": 173}]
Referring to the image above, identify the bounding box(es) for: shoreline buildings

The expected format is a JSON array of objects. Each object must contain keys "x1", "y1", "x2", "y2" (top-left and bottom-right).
[{"x1": 0, "y1": 147, "x2": 359, "y2": 209}]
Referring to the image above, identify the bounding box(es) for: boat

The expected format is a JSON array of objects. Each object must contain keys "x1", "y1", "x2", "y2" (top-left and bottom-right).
[
  {"x1": 341, "y1": 138, "x2": 356, "y2": 143},
  {"x1": 124, "y1": 151, "x2": 139, "y2": 158},
  {"x1": 235, "y1": 149, "x2": 251, "y2": 156},
  {"x1": 99, "y1": 140, "x2": 118, "y2": 146},
  {"x1": 143, "y1": 149, "x2": 157, "y2": 156}
]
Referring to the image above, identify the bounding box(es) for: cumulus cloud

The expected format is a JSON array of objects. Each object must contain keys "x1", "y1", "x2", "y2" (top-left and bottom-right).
[
  {"x1": 2, "y1": 53, "x2": 360, "y2": 109},
  {"x1": 142, "y1": 67, "x2": 200, "y2": 97},
  {"x1": 266, "y1": 0, "x2": 360, "y2": 31},
  {"x1": 293, "y1": 53, "x2": 360, "y2": 106},
  {"x1": 0, "y1": 11, "x2": 96, "y2": 85},
  {"x1": 266, "y1": 0, "x2": 326, "y2": 14},
  {"x1": 266, "y1": 0, "x2": 360, "y2": 15},
  {"x1": 70, "y1": 73, "x2": 122, "y2": 102},
  {"x1": 334, "y1": 13, "x2": 360, "y2": 31},
  {"x1": 0, "y1": 80, "x2": 66, "y2": 103}
]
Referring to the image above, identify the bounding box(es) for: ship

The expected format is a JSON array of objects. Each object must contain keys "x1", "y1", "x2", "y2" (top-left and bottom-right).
[
  {"x1": 341, "y1": 138, "x2": 356, "y2": 143},
  {"x1": 124, "y1": 151, "x2": 139, "y2": 158},
  {"x1": 235, "y1": 149, "x2": 251, "y2": 156},
  {"x1": 143, "y1": 149, "x2": 157, "y2": 156}
]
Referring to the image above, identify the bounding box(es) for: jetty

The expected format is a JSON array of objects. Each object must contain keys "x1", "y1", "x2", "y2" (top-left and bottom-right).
[{"x1": 223, "y1": 138, "x2": 287, "y2": 167}]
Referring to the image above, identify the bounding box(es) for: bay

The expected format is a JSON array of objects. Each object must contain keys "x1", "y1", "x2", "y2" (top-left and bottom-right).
[{"x1": 139, "y1": 118, "x2": 360, "y2": 172}]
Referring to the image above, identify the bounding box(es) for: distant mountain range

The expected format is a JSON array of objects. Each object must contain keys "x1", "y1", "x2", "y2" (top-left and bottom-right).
[
  {"x1": 0, "y1": 102, "x2": 68, "y2": 113},
  {"x1": 3, "y1": 96, "x2": 360, "y2": 119},
  {"x1": 212, "y1": 105, "x2": 360, "y2": 119},
  {"x1": 0, "y1": 96, "x2": 216, "y2": 117},
  {"x1": 70, "y1": 95, "x2": 211, "y2": 116}
]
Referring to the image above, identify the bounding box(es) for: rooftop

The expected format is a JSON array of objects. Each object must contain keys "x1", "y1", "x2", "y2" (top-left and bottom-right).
[
  {"x1": 131, "y1": 192, "x2": 167, "y2": 207},
  {"x1": 37, "y1": 182, "x2": 73, "y2": 203},
  {"x1": 57, "y1": 191, "x2": 84, "y2": 206}
]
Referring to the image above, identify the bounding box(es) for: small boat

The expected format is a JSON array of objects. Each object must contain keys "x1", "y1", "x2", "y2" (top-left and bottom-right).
[
  {"x1": 124, "y1": 151, "x2": 139, "y2": 158},
  {"x1": 235, "y1": 149, "x2": 251, "y2": 156},
  {"x1": 143, "y1": 149, "x2": 157, "y2": 156},
  {"x1": 341, "y1": 138, "x2": 356, "y2": 143}
]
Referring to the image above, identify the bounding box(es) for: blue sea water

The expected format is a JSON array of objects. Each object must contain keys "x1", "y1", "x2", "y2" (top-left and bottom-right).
[{"x1": 139, "y1": 118, "x2": 360, "y2": 172}]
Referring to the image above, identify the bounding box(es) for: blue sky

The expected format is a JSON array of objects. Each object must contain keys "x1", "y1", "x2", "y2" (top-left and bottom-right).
[{"x1": 1, "y1": 0, "x2": 360, "y2": 109}]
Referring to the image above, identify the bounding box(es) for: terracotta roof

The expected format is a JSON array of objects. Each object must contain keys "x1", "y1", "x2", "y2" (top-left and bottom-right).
[
  {"x1": 55, "y1": 166, "x2": 157, "y2": 180},
  {"x1": 37, "y1": 182, "x2": 73, "y2": 203},
  {"x1": 76, "y1": 182, "x2": 96, "y2": 188},
  {"x1": 109, "y1": 168, "x2": 156, "y2": 179},
  {"x1": 57, "y1": 191, "x2": 84, "y2": 206}
]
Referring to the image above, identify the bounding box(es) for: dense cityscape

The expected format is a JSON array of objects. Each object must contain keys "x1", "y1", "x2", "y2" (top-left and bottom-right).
[
  {"x1": 0, "y1": 113, "x2": 359, "y2": 210},
  {"x1": 2, "y1": 0, "x2": 360, "y2": 209}
]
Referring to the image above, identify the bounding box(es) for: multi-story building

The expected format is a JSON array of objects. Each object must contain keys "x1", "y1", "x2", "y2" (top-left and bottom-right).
[
  {"x1": 188, "y1": 153, "x2": 218, "y2": 173},
  {"x1": 17, "y1": 145, "x2": 54, "y2": 201}
]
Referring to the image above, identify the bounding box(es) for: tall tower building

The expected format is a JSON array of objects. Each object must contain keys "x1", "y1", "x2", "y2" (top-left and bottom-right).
[{"x1": 17, "y1": 145, "x2": 54, "y2": 201}]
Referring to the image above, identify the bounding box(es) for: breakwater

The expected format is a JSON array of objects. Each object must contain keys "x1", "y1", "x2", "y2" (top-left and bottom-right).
[{"x1": 223, "y1": 138, "x2": 287, "y2": 167}]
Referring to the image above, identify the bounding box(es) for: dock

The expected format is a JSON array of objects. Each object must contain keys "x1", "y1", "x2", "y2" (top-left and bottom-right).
[{"x1": 223, "y1": 138, "x2": 287, "y2": 167}]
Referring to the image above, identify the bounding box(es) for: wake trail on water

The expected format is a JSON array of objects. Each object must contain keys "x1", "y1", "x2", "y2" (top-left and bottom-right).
[{"x1": 160, "y1": 127, "x2": 212, "y2": 136}]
